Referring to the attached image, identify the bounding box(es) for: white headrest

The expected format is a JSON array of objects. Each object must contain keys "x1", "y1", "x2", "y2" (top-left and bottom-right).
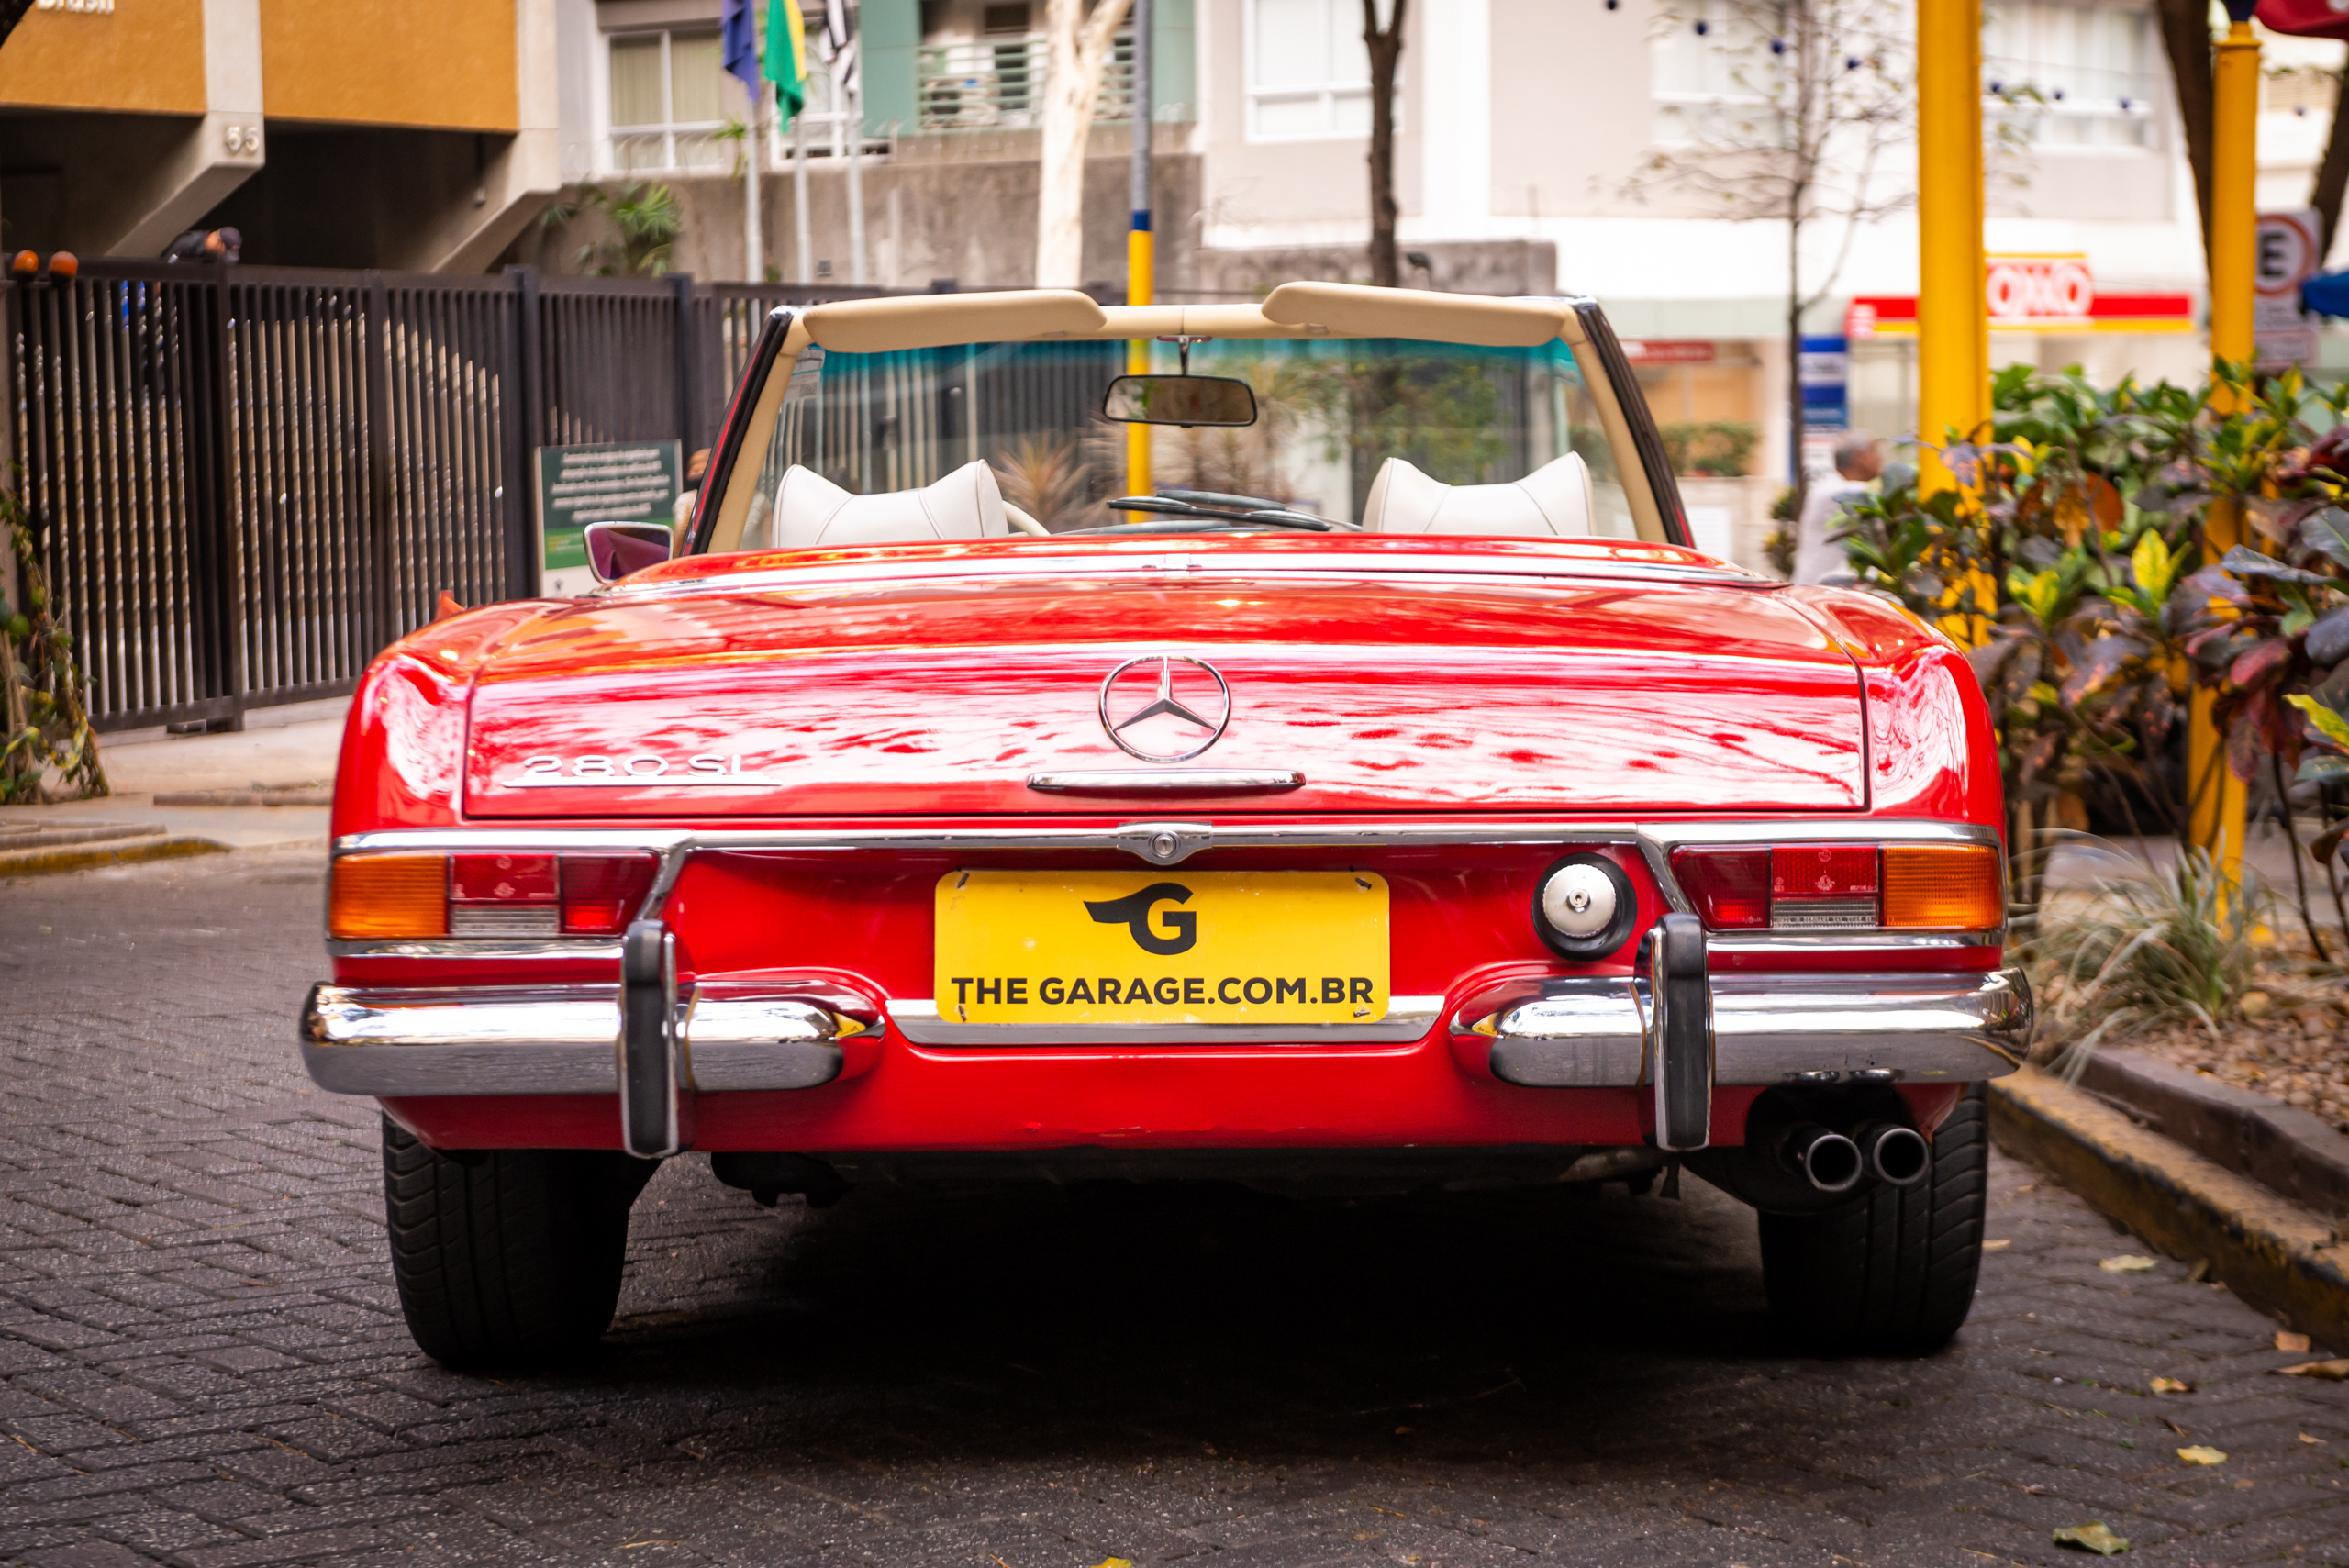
[
  {"x1": 770, "y1": 460, "x2": 1011, "y2": 549},
  {"x1": 1360, "y1": 451, "x2": 1596, "y2": 536}
]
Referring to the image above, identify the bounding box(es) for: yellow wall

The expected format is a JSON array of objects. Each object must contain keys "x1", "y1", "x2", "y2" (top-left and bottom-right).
[
  {"x1": 0, "y1": 0, "x2": 208, "y2": 116},
  {"x1": 262, "y1": 0, "x2": 516, "y2": 131}
]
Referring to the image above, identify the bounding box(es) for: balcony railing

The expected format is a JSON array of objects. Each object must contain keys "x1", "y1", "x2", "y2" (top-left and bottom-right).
[{"x1": 916, "y1": 30, "x2": 1133, "y2": 131}]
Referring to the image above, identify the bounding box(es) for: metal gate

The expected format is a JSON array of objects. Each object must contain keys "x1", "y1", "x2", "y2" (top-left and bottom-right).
[{"x1": 6, "y1": 261, "x2": 848, "y2": 732}]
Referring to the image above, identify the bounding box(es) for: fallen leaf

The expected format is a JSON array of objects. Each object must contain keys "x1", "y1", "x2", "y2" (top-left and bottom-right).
[
  {"x1": 2162, "y1": 1418, "x2": 2190, "y2": 1437},
  {"x1": 2101, "y1": 1255, "x2": 2157, "y2": 1273},
  {"x1": 2188, "y1": 1259, "x2": 2212, "y2": 1283},
  {"x1": 2278, "y1": 1331, "x2": 2313, "y2": 1353},
  {"x1": 2052, "y1": 1520, "x2": 2131, "y2": 1554},
  {"x1": 1092, "y1": 1561, "x2": 1134, "y2": 1568},
  {"x1": 1983, "y1": 1239, "x2": 2012, "y2": 1251},
  {"x1": 2277, "y1": 1359, "x2": 2349, "y2": 1380},
  {"x1": 2148, "y1": 1377, "x2": 2193, "y2": 1394},
  {"x1": 2177, "y1": 1445, "x2": 2228, "y2": 1465},
  {"x1": 2302, "y1": 1433, "x2": 2324, "y2": 1445},
  {"x1": 1394, "y1": 1426, "x2": 1413, "y2": 1434},
  {"x1": 2016, "y1": 1184, "x2": 2037, "y2": 1195},
  {"x1": 2233, "y1": 1478, "x2": 2256, "y2": 1490}
]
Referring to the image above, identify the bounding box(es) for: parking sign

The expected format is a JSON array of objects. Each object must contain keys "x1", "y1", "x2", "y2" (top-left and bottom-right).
[{"x1": 2255, "y1": 209, "x2": 2322, "y2": 370}]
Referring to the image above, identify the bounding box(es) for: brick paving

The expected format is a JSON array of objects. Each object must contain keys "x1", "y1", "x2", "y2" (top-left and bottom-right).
[{"x1": 1, "y1": 851, "x2": 2347, "y2": 1567}]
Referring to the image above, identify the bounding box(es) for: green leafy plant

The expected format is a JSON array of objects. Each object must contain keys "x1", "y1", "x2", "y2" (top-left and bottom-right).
[
  {"x1": 545, "y1": 182, "x2": 682, "y2": 277},
  {"x1": 1835, "y1": 364, "x2": 2201, "y2": 922},
  {"x1": 991, "y1": 433, "x2": 1095, "y2": 530},
  {"x1": 1659, "y1": 420, "x2": 1762, "y2": 477},
  {"x1": 1, "y1": 484, "x2": 106, "y2": 804},
  {"x1": 2030, "y1": 843, "x2": 2265, "y2": 1072}
]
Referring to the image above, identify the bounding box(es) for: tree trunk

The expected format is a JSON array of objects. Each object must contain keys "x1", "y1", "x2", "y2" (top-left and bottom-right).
[
  {"x1": 2155, "y1": 0, "x2": 2216, "y2": 264},
  {"x1": 1787, "y1": 215, "x2": 1808, "y2": 514},
  {"x1": 2312, "y1": 70, "x2": 2349, "y2": 255},
  {"x1": 1363, "y1": 0, "x2": 1407, "y2": 288},
  {"x1": 1036, "y1": 0, "x2": 1134, "y2": 288}
]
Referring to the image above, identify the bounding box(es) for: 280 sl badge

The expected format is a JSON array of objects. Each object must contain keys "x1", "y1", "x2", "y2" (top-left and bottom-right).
[{"x1": 501, "y1": 753, "x2": 773, "y2": 787}]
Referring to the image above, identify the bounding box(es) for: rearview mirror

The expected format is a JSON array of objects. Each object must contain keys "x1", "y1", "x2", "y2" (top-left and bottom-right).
[
  {"x1": 1102, "y1": 374, "x2": 1257, "y2": 428},
  {"x1": 585, "y1": 520, "x2": 676, "y2": 584}
]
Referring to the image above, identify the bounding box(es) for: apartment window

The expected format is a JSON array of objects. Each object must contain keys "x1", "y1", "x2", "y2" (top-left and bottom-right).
[
  {"x1": 1648, "y1": 1, "x2": 1774, "y2": 146},
  {"x1": 1983, "y1": 2, "x2": 2158, "y2": 149},
  {"x1": 609, "y1": 28, "x2": 731, "y2": 173},
  {"x1": 1247, "y1": 0, "x2": 1374, "y2": 140}
]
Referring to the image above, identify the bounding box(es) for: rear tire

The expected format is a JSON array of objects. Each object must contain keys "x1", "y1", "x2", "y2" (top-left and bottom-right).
[
  {"x1": 1757, "y1": 1084, "x2": 1988, "y2": 1354},
  {"x1": 381, "y1": 1118, "x2": 656, "y2": 1368}
]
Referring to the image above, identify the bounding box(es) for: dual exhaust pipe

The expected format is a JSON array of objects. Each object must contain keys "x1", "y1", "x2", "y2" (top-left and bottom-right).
[{"x1": 1781, "y1": 1119, "x2": 1930, "y2": 1195}]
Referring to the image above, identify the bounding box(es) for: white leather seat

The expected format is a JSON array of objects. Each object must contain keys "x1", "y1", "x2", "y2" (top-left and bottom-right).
[
  {"x1": 767, "y1": 459, "x2": 1012, "y2": 549},
  {"x1": 1359, "y1": 450, "x2": 1596, "y2": 536}
]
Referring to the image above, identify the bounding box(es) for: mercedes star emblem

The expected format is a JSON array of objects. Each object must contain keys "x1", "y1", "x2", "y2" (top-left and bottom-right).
[{"x1": 1097, "y1": 653, "x2": 1232, "y2": 762}]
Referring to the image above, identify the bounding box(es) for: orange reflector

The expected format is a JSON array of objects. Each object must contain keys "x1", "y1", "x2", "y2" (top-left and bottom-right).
[
  {"x1": 1881, "y1": 844, "x2": 2002, "y2": 929},
  {"x1": 329, "y1": 853, "x2": 449, "y2": 939}
]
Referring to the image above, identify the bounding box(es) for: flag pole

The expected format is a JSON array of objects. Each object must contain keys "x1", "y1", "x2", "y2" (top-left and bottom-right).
[{"x1": 745, "y1": 80, "x2": 764, "y2": 283}]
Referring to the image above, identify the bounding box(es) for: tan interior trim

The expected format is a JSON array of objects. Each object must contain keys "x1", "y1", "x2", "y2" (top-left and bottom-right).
[
  {"x1": 1261, "y1": 283, "x2": 1576, "y2": 349},
  {"x1": 705, "y1": 342, "x2": 804, "y2": 554},
  {"x1": 803, "y1": 289, "x2": 1108, "y2": 353}
]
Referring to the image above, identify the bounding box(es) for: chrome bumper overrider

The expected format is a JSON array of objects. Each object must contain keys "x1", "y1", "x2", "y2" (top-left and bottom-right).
[
  {"x1": 300, "y1": 982, "x2": 870, "y2": 1097},
  {"x1": 1454, "y1": 967, "x2": 2033, "y2": 1091}
]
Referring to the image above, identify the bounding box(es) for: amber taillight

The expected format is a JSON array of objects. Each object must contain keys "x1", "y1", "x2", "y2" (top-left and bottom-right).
[
  {"x1": 1670, "y1": 842, "x2": 2001, "y2": 933},
  {"x1": 328, "y1": 853, "x2": 448, "y2": 939},
  {"x1": 330, "y1": 851, "x2": 659, "y2": 940}
]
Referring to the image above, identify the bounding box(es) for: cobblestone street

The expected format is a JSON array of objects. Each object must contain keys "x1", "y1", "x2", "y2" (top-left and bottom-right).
[{"x1": 0, "y1": 851, "x2": 2345, "y2": 1567}]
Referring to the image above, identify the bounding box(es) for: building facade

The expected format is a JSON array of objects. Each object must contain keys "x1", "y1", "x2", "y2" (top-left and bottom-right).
[{"x1": 5, "y1": 0, "x2": 2338, "y2": 496}]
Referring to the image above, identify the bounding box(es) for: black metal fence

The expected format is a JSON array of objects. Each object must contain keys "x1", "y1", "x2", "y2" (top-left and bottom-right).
[{"x1": 5, "y1": 261, "x2": 874, "y2": 733}]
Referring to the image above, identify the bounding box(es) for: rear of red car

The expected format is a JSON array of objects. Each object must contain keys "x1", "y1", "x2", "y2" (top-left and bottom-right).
[{"x1": 306, "y1": 539, "x2": 2025, "y2": 1365}]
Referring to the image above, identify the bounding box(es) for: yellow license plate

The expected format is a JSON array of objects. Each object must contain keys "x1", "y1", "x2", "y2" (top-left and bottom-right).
[{"x1": 934, "y1": 870, "x2": 1390, "y2": 1026}]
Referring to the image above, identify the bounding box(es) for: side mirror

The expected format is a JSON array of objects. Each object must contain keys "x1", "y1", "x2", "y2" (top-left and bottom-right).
[
  {"x1": 585, "y1": 520, "x2": 676, "y2": 584},
  {"x1": 1102, "y1": 374, "x2": 1258, "y2": 428}
]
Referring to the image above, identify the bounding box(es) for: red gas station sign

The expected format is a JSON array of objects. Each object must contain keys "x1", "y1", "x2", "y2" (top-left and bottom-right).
[{"x1": 1848, "y1": 254, "x2": 2194, "y2": 338}]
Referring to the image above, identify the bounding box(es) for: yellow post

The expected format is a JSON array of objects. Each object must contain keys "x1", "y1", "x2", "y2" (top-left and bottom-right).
[
  {"x1": 2189, "y1": 15, "x2": 2261, "y2": 881},
  {"x1": 1127, "y1": 226, "x2": 1152, "y2": 498},
  {"x1": 1914, "y1": 0, "x2": 1987, "y2": 497}
]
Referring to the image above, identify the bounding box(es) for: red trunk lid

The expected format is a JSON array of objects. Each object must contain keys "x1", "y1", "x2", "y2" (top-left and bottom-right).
[{"x1": 463, "y1": 564, "x2": 1865, "y2": 817}]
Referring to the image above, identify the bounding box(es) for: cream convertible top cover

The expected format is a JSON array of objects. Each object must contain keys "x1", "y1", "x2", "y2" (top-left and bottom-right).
[{"x1": 703, "y1": 283, "x2": 1669, "y2": 550}]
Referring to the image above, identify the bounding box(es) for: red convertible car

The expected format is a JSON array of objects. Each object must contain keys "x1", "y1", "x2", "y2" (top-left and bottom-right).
[{"x1": 304, "y1": 283, "x2": 2028, "y2": 1366}]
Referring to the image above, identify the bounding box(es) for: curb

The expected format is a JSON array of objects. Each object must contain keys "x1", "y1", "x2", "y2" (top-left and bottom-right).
[
  {"x1": 0, "y1": 835, "x2": 226, "y2": 879},
  {"x1": 2077, "y1": 1047, "x2": 2349, "y2": 1224},
  {"x1": 1991, "y1": 1067, "x2": 2349, "y2": 1351}
]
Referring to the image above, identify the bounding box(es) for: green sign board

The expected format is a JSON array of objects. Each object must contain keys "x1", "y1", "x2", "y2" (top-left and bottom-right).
[{"x1": 534, "y1": 440, "x2": 682, "y2": 595}]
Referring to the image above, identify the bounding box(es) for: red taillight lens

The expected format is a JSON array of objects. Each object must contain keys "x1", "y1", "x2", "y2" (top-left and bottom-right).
[
  {"x1": 1770, "y1": 845, "x2": 1878, "y2": 900},
  {"x1": 1670, "y1": 847, "x2": 1771, "y2": 928},
  {"x1": 1767, "y1": 844, "x2": 1881, "y2": 927},
  {"x1": 451, "y1": 853, "x2": 558, "y2": 904},
  {"x1": 559, "y1": 852, "x2": 660, "y2": 935}
]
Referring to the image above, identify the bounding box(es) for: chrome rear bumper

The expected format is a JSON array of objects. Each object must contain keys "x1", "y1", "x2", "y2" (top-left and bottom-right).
[
  {"x1": 300, "y1": 982, "x2": 867, "y2": 1097},
  {"x1": 1455, "y1": 966, "x2": 2032, "y2": 1090}
]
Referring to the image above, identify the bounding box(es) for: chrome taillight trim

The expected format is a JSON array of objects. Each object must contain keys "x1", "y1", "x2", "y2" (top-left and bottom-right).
[{"x1": 329, "y1": 817, "x2": 2005, "y2": 950}]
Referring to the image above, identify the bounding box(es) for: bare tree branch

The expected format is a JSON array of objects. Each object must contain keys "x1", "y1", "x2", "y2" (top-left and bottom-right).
[
  {"x1": 1631, "y1": 0, "x2": 1911, "y2": 507},
  {"x1": 2155, "y1": 0, "x2": 2215, "y2": 266},
  {"x1": 1363, "y1": 0, "x2": 1408, "y2": 289},
  {"x1": 2313, "y1": 69, "x2": 2349, "y2": 257}
]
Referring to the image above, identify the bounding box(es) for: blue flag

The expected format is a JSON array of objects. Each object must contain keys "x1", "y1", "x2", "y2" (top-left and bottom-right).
[{"x1": 721, "y1": 0, "x2": 762, "y2": 99}]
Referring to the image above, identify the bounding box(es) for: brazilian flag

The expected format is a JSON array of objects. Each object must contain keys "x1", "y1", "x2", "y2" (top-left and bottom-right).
[{"x1": 766, "y1": 0, "x2": 810, "y2": 125}]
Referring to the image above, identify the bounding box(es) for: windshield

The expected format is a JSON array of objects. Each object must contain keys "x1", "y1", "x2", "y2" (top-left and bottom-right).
[{"x1": 723, "y1": 335, "x2": 1638, "y2": 550}]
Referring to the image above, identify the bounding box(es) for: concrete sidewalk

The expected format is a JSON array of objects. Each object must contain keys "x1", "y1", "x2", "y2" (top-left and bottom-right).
[{"x1": 0, "y1": 697, "x2": 345, "y2": 868}]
